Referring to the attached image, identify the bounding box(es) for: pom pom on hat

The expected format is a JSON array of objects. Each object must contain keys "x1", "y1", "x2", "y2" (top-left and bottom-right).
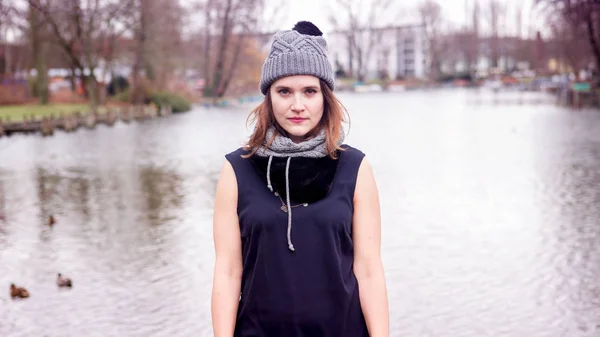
[{"x1": 292, "y1": 21, "x2": 323, "y2": 36}]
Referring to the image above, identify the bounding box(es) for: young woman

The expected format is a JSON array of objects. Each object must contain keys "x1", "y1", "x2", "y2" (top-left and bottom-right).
[{"x1": 211, "y1": 21, "x2": 389, "y2": 337}]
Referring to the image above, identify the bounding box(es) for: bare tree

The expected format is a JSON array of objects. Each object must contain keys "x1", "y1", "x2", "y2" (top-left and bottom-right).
[
  {"x1": 0, "y1": 1, "x2": 12, "y2": 77},
  {"x1": 0, "y1": 1, "x2": 10, "y2": 33},
  {"x1": 536, "y1": 0, "x2": 600, "y2": 79},
  {"x1": 156, "y1": 1, "x2": 186, "y2": 90},
  {"x1": 329, "y1": 0, "x2": 393, "y2": 81},
  {"x1": 418, "y1": 0, "x2": 443, "y2": 79},
  {"x1": 130, "y1": 0, "x2": 149, "y2": 104},
  {"x1": 200, "y1": 0, "x2": 215, "y2": 86},
  {"x1": 0, "y1": 2, "x2": 9, "y2": 39},
  {"x1": 97, "y1": 1, "x2": 137, "y2": 98},
  {"x1": 198, "y1": 0, "x2": 279, "y2": 98},
  {"x1": 511, "y1": 4, "x2": 535, "y2": 69},
  {"x1": 546, "y1": 7, "x2": 591, "y2": 76},
  {"x1": 486, "y1": 0, "x2": 505, "y2": 70},
  {"x1": 470, "y1": 0, "x2": 480, "y2": 73},
  {"x1": 29, "y1": 2, "x2": 49, "y2": 103},
  {"x1": 27, "y1": 0, "x2": 136, "y2": 107},
  {"x1": 0, "y1": 0, "x2": 26, "y2": 78}
]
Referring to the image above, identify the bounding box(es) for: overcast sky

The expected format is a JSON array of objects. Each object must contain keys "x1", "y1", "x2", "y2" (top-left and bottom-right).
[
  {"x1": 174, "y1": 0, "x2": 545, "y2": 40},
  {"x1": 3, "y1": 0, "x2": 543, "y2": 41},
  {"x1": 277, "y1": 0, "x2": 541, "y2": 37}
]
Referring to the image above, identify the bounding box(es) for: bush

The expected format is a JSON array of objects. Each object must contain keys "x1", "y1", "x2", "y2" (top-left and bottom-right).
[
  {"x1": 149, "y1": 91, "x2": 191, "y2": 113},
  {"x1": 113, "y1": 85, "x2": 153, "y2": 105},
  {"x1": 107, "y1": 76, "x2": 129, "y2": 96},
  {"x1": 115, "y1": 88, "x2": 131, "y2": 102}
]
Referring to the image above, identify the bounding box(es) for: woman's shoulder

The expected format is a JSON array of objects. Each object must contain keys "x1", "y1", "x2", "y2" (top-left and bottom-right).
[
  {"x1": 225, "y1": 147, "x2": 251, "y2": 160},
  {"x1": 340, "y1": 144, "x2": 365, "y2": 160}
]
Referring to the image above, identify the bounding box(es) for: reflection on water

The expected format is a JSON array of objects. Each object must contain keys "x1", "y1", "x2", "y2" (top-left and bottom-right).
[
  {"x1": 534, "y1": 122, "x2": 600, "y2": 335},
  {"x1": 0, "y1": 89, "x2": 599, "y2": 336}
]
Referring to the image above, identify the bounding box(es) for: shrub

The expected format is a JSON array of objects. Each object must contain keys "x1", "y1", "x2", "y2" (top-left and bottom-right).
[
  {"x1": 107, "y1": 76, "x2": 129, "y2": 96},
  {"x1": 149, "y1": 91, "x2": 191, "y2": 113}
]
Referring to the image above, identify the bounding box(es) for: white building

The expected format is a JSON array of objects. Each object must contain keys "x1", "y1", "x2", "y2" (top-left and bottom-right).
[{"x1": 326, "y1": 24, "x2": 429, "y2": 81}]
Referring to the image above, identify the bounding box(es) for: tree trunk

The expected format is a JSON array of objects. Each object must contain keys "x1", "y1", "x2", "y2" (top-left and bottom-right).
[
  {"x1": 347, "y1": 34, "x2": 354, "y2": 78},
  {"x1": 131, "y1": 0, "x2": 148, "y2": 105},
  {"x1": 207, "y1": 0, "x2": 233, "y2": 97},
  {"x1": 4, "y1": 30, "x2": 10, "y2": 76},
  {"x1": 585, "y1": 11, "x2": 600, "y2": 80},
  {"x1": 79, "y1": 71, "x2": 88, "y2": 98},
  {"x1": 203, "y1": 0, "x2": 213, "y2": 83},
  {"x1": 35, "y1": 45, "x2": 49, "y2": 104},
  {"x1": 356, "y1": 45, "x2": 364, "y2": 81},
  {"x1": 219, "y1": 34, "x2": 245, "y2": 97},
  {"x1": 29, "y1": 3, "x2": 48, "y2": 104},
  {"x1": 69, "y1": 66, "x2": 77, "y2": 92},
  {"x1": 86, "y1": 72, "x2": 98, "y2": 108}
]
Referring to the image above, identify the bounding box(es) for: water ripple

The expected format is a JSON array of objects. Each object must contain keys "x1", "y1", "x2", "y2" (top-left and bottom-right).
[{"x1": 1, "y1": 90, "x2": 599, "y2": 336}]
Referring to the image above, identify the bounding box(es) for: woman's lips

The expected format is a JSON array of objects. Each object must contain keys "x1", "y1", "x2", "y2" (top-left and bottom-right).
[{"x1": 288, "y1": 117, "x2": 306, "y2": 123}]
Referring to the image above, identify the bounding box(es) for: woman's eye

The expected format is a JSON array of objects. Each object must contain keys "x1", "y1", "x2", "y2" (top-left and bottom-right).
[
  {"x1": 278, "y1": 89, "x2": 290, "y2": 95},
  {"x1": 306, "y1": 89, "x2": 317, "y2": 94}
]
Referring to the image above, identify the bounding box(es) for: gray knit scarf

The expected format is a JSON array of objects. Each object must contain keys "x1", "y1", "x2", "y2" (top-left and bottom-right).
[{"x1": 254, "y1": 126, "x2": 345, "y2": 252}]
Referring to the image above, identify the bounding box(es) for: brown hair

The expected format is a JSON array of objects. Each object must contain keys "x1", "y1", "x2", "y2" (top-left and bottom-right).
[{"x1": 243, "y1": 79, "x2": 349, "y2": 159}]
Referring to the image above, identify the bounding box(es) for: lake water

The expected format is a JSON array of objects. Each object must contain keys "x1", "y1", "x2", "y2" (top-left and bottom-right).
[{"x1": 1, "y1": 88, "x2": 599, "y2": 336}]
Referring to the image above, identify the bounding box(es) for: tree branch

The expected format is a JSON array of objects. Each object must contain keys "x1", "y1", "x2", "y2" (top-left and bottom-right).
[{"x1": 27, "y1": 0, "x2": 84, "y2": 70}]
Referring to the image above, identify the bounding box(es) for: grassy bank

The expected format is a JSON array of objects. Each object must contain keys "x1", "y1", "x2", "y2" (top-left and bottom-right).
[{"x1": 0, "y1": 104, "x2": 109, "y2": 122}]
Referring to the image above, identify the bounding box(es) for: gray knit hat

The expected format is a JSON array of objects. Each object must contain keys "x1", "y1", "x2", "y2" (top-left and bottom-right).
[{"x1": 259, "y1": 21, "x2": 335, "y2": 95}]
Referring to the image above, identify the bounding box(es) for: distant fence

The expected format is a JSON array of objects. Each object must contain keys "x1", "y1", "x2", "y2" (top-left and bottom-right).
[{"x1": 0, "y1": 78, "x2": 30, "y2": 105}]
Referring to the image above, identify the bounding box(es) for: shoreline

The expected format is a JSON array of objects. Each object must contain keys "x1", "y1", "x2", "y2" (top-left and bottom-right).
[{"x1": 0, "y1": 104, "x2": 172, "y2": 138}]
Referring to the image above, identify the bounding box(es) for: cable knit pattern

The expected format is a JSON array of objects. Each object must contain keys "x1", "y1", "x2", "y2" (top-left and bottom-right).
[
  {"x1": 260, "y1": 30, "x2": 335, "y2": 95},
  {"x1": 254, "y1": 126, "x2": 344, "y2": 158}
]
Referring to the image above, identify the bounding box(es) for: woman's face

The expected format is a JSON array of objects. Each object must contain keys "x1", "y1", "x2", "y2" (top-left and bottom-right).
[{"x1": 269, "y1": 75, "x2": 324, "y2": 143}]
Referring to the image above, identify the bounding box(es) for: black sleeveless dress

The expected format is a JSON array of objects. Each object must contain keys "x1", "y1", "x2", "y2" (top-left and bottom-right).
[{"x1": 225, "y1": 145, "x2": 369, "y2": 337}]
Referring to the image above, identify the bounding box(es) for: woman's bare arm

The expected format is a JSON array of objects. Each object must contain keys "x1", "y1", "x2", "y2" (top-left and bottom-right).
[
  {"x1": 211, "y1": 160, "x2": 243, "y2": 337},
  {"x1": 352, "y1": 158, "x2": 389, "y2": 337}
]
